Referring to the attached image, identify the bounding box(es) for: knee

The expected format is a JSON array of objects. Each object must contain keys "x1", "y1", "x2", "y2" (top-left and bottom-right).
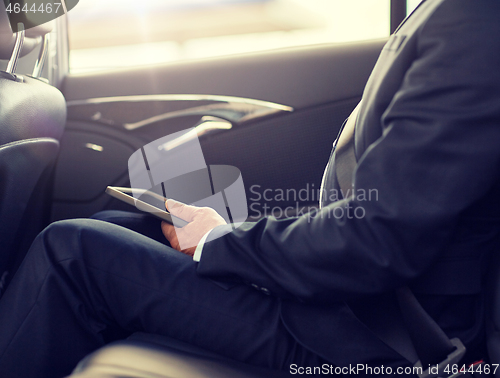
[
  {"x1": 36, "y1": 219, "x2": 109, "y2": 262},
  {"x1": 90, "y1": 210, "x2": 130, "y2": 222}
]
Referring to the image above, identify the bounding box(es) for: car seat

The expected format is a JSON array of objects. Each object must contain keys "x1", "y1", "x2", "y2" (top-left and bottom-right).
[
  {"x1": 70, "y1": 332, "x2": 292, "y2": 378},
  {"x1": 0, "y1": 19, "x2": 66, "y2": 291}
]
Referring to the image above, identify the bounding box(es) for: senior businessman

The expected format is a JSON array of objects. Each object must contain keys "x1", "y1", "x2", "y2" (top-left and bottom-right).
[{"x1": 0, "y1": 0, "x2": 500, "y2": 377}]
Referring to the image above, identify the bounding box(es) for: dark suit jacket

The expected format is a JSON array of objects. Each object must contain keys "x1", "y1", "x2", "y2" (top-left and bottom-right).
[{"x1": 197, "y1": 0, "x2": 500, "y2": 367}]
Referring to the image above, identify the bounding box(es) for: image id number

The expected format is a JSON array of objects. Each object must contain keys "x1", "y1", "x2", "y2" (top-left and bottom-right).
[{"x1": 6, "y1": 2, "x2": 63, "y2": 14}]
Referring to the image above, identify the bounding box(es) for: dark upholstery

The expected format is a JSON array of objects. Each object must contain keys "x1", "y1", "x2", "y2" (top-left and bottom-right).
[
  {"x1": 0, "y1": 75, "x2": 66, "y2": 145},
  {"x1": 0, "y1": 138, "x2": 59, "y2": 270},
  {"x1": 0, "y1": 73, "x2": 66, "y2": 283}
]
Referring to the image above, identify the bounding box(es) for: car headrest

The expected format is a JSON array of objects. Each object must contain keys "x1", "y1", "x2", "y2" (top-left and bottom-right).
[{"x1": 0, "y1": 1, "x2": 53, "y2": 60}]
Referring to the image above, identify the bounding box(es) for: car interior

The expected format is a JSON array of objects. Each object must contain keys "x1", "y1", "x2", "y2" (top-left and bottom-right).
[{"x1": 0, "y1": 0, "x2": 499, "y2": 376}]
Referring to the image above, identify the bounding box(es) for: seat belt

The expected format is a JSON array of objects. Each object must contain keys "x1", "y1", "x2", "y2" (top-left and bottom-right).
[{"x1": 334, "y1": 105, "x2": 467, "y2": 377}]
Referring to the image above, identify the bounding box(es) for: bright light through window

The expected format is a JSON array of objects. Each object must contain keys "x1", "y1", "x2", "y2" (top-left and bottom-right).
[
  {"x1": 407, "y1": 0, "x2": 423, "y2": 15},
  {"x1": 68, "y1": 0, "x2": 390, "y2": 73}
]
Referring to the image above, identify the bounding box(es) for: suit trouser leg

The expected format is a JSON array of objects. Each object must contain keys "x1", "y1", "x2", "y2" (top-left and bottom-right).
[
  {"x1": 0, "y1": 219, "x2": 324, "y2": 378},
  {"x1": 90, "y1": 210, "x2": 168, "y2": 244}
]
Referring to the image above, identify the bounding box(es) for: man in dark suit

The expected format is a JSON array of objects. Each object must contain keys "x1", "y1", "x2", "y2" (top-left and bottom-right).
[{"x1": 1, "y1": 0, "x2": 500, "y2": 376}]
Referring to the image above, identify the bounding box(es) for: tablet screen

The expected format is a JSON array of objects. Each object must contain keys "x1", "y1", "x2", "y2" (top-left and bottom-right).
[{"x1": 105, "y1": 186, "x2": 188, "y2": 226}]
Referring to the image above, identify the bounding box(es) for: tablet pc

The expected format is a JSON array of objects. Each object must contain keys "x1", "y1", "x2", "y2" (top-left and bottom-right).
[{"x1": 105, "y1": 186, "x2": 188, "y2": 227}]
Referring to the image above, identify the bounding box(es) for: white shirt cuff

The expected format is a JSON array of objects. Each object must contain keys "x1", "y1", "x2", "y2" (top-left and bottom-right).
[{"x1": 193, "y1": 231, "x2": 211, "y2": 262}]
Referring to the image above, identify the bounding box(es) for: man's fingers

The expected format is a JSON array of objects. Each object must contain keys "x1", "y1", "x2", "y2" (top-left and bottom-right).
[
  {"x1": 161, "y1": 221, "x2": 181, "y2": 251},
  {"x1": 164, "y1": 199, "x2": 178, "y2": 211},
  {"x1": 163, "y1": 201, "x2": 227, "y2": 254},
  {"x1": 165, "y1": 199, "x2": 198, "y2": 221},
  {"x1": 161, "y1": 221, "x2": 176, "y2": 239}
]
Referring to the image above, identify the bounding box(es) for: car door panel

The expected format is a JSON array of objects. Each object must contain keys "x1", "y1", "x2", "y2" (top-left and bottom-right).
[{"x1": 52, "y1": 40, "x2": 385, "y2": 221}]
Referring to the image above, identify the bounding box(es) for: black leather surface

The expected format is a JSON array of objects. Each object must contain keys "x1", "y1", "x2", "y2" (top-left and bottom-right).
[
  {"x1": 0, "y1": 138, "x2": 59, "y2": 273},
  {"x1": 71, "y1": 333, "x2": 292, "y2": 378},
  {"x1": 0, "y1": 75, "x2": 66, "y2": 145},
  {"x1": 0, "y1": 74, "x2": 66, "y2": 280}
]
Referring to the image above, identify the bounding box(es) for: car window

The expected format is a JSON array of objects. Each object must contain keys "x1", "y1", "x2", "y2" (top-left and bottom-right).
[
  {"x1": 68, "y1": 0, "x2": 391, "y2": 73},
  {"x1": 407, "y1": 0, "x2": 423, "y2": 15}
]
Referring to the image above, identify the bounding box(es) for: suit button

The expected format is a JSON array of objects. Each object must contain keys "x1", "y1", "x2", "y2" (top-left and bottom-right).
[{"x1": 250, "y1": 283, "x2": 271, "y2": 295}]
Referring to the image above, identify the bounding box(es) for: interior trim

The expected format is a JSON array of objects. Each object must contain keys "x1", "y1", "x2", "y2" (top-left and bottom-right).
[
  {"x1": 67, "y1": 94, "x2": 294, "y2": 130},
  {"x1": 67, "y1": 94, "x2": 293, "y2": 111}
]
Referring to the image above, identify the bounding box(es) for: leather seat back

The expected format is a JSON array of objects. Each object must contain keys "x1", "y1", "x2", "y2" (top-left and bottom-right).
[
  {"x1": 0, "y1": 24, "x2": 66, "y2": 290},
  {"x1": 0, "y1": 75, "x2": 66, "y2": 144},
  {"x1": 0, "y1": 138, "x2": 60, "y2": 272}
]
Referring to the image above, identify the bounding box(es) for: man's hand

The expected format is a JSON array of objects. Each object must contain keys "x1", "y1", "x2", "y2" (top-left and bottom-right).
[{"x1": 162, "y1": 199, "x2": 227, "y2": 256}]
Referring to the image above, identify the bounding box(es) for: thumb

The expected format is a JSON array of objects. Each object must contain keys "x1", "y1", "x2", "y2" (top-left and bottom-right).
[{"x1": 166, "y1": 199, "x2": 197, "y2": 221}]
